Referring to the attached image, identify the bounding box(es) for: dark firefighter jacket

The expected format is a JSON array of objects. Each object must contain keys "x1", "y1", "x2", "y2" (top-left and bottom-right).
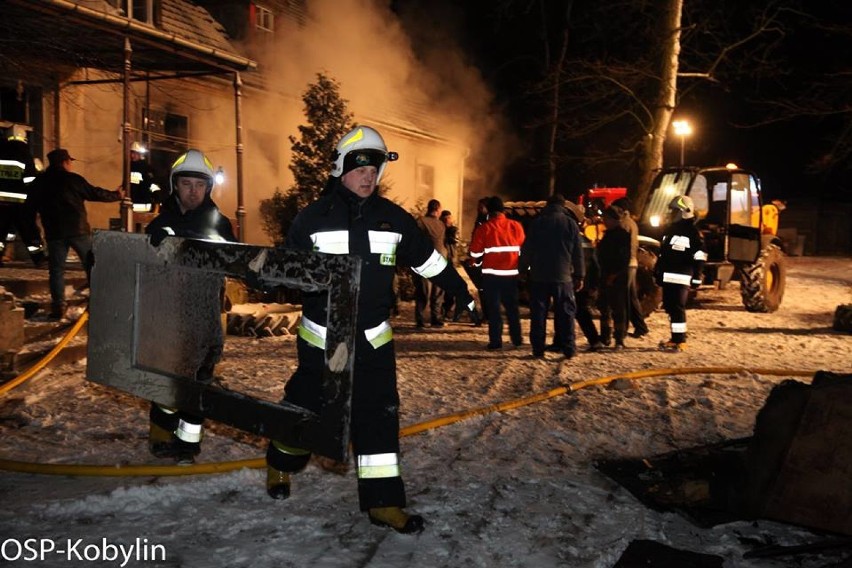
[
  {"x1": 145, "y1": 194, "x2": 236, "y2": 244},
  {"x1": 24, "y1": 166, "x2": 122, "y2": 241},
  {"x1": 655, "y1": 218, "x2": 707, "y2": 287},
  {"x1": 130, "y1": 159, "x2": 160, "y2": 205},
  {"x1": 287, "y1": 180, "x2": 472, "y2": 335},
  {"x1": 0, "y1": 139, "x2": 37, "y2": 205},
  {"x1": 518, "y1": 203, "x2": 585, "y2": 283}
]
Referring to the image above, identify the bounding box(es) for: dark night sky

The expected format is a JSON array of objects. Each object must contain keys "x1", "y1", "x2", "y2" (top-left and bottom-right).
[{"x1": 395, "y1": 0, "x2": 851, "y2": 205}]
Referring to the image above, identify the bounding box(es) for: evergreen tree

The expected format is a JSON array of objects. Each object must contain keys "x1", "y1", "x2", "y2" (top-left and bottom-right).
[{"x1": 260, "y1": 73, "x2": 354, "y2": 244}]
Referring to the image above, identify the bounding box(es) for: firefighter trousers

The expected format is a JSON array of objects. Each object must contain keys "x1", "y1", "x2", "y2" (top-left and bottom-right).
[
  {"x1": 266, "y1": 334, "x2": 406, "y2": 511},
  {"x1": 662, "y1": 283, "x2": 690, "y2": 343}
]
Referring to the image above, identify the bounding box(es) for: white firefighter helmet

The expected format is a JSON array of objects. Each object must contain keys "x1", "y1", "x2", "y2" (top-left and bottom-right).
[
  {"x1": 170, "y1": 149, "x2": 215, "y2": 194},
  {"x1": 130, "y1": 141, "x2": 147, "y2": 154},
  {"x1": 669, "y1": 195, "x2": 695, "y2": 220},
  {"x1": 331, "y1": 126, "x2": 398, "y2": 183}
]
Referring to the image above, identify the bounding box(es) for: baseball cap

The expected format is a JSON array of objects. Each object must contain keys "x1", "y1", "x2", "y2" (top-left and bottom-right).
[{"x1": 47, "y1": 148, "x2": 76, "y2": 166}]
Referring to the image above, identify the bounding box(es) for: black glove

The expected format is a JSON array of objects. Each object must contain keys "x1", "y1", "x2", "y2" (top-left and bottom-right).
[
  {"x1": 148, "y1": 228, "x2": 168, "y2": 247},
  {"x1": 452, "y1": 293, "x2": 482, "y2": 326}
]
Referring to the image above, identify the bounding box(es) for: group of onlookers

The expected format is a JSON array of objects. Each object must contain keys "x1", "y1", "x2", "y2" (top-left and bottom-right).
[{"x1": 412, "y1": 192, "x2": 706, "y2": 357}]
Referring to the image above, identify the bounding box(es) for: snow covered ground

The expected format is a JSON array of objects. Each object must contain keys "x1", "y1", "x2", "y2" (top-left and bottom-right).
[{"x1": 0, "y1": 256, "x2": 850, "y2": 567}]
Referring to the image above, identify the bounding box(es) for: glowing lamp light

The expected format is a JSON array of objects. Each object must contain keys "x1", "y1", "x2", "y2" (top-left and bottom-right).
[
  {"x1": 650, "y1": 214, "x2": 662, "y2": 228},
  {"x1": 672, "y1": 119, "x2": 693, "y2": 167},
  {"x1": 215, "y1": 166, "x2": 225, "y2": 186},
  {"x1": 725, "y1": 163, "x2": 739, "y2": 170}
]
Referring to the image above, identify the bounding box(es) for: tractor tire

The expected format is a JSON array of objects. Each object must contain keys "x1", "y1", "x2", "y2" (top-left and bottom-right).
[
  {"x1": 636, "y1": 247, "x2": 662, "y2": 318},
  {"x1": 739, "y1": 243, "x2": 786, "y2": 313},
  {"x1": 834, "y1": 305, "x2": 852, "y2": 333}
]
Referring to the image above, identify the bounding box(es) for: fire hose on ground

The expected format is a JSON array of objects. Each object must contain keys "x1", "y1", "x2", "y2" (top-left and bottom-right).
[{"x1": 0, "y1": 317, "x2": 816, "y2": 477}]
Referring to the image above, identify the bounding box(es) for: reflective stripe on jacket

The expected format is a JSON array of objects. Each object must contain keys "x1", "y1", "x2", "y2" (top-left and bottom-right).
[{"x1": 469, "y1": 213, "x2": 525, "y2": 276}]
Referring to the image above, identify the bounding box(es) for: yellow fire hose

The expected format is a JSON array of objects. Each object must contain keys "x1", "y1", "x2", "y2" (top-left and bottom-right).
[
  {"x1": 0, "y1": 310, "x2": 90, "y2": 397},
  {"x1": 0, "y1": 332, "x2": 816, "y2": 477}
]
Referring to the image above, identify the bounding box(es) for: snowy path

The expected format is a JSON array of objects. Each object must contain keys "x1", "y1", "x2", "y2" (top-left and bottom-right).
[{"x1": 0, "y1": 256, "x2": 850, "y2": 567}]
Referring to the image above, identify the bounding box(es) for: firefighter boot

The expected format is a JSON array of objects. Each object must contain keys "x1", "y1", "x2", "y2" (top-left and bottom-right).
[
  {"x1": 368, "y1": 507, "x2": 425, "y2": 534},
  {"x1": 148, "y1": 422, "x2": 179, "y2": 459},
  {"x1": 173, "y1": 439, "x2": 201, "y2": 466},
  {"x1": 266, "y1": 466, "x2": 291, "y2": 500},
  {"x1": 658, "y1": 340, "x2": 686, "y2": 352}
]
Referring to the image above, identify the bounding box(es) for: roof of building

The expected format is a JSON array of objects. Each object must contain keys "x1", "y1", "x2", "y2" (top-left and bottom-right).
[{"x1": 0, "y1": 0, "x2": 255, "y2": 76}]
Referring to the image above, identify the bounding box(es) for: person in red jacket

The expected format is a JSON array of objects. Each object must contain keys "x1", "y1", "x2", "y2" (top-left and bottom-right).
[{"x1": 469, "y1": 196, "x2": 526, "y2": 349}]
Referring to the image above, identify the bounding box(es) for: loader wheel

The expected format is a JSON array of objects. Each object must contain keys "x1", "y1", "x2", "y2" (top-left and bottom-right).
[
  {"x1": 739, "y1": 243, "x2": 786, "y2": 313},
  {"x1": 636, "y1": 247, "x2": 662, "y2": 318},
  {"x1": 834, "y1": 304, "x2": 852, "y2": 333}
]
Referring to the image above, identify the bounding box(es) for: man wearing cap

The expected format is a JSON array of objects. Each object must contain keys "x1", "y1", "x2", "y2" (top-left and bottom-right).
[
  {"x1": 469, "y1": 196, "x2": 526, "y2": 350},
  {"x1": 24, "y1": 148, "x2": 123, "y2": 319},
  {"x1": 518, "y1": 193, "x2": 585, "y2": 359}
]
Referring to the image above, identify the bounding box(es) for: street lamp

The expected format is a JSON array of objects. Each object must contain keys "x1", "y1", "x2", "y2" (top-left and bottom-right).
[{"x1": 672, "y1": 119, "x2": 692, "y2": 166}]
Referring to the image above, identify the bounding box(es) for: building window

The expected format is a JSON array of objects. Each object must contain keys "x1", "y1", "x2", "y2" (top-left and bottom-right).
[
  {"x1": 416, "y1": 163, "x2": 434, "y2": 201},
  {"x1": 255, "y1": 4, "x2": 275, "y2": 32},
  {"x1": 108, "y1": 0, "x2": 160, "y2": 25}
]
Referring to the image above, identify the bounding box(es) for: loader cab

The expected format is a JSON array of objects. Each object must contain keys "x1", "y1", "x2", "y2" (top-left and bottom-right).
[{"x1": 639, "y1": 166, "x2": 763, "y2": 266}]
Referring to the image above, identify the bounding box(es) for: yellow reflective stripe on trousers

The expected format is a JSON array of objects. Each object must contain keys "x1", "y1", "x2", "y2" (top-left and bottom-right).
[
  {"x1": 412, "y1": 249, "x2": 447, "y2": 278},
  {"x1": 298, "y1": 315, "x2": 327, "y2": 349},
  {"x1": 662, "y1": 272, "x2": 691, "y2": 285},
  {"x1": 176, "y1": 420, "x2": 202, "y2": 443},
  {"x1": 299, "y1": 316, "x2": 393, "y2": 350},
  {"x1": 357, "y1": 453, "x2": 401, "y2": 479}
]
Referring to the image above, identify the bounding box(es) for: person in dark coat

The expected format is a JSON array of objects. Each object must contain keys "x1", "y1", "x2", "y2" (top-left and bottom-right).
[
  {"x1": 518, "y1": 193, "x2": 585, "y2": 358},
  {"x1": 596, "y1": 206, "x2": 632, "y2": 350},
  {"x1": 440, "y1": 209, "x2": 460, "y2": 318},
  {"x1": 564, "y1": 201, "x2": 603, "y2": 351},
  {"x1": 611, "y1": 197, "x2": 649, "y2": 338},
  {"x1": 24, "y1": 148, "x2": 123, "y2": 319},
  {"x1": 655, "y1": 195, "x2": 707, "y2": 351},
  {"x1": 412, "y1": 199, "x2": 447, "y2": 327},
  {"x1": 144, "y1": 149, "x2": 236, "y2": 465}
]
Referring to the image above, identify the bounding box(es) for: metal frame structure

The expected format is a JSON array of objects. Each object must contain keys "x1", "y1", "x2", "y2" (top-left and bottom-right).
[{"x1": 86, "y1": 232, "x2": 361, "y2": 460}]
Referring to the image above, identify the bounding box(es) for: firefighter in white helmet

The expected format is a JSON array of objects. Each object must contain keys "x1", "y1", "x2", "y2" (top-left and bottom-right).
[
  {"x1": 265, "y1": 125, "x2": 480, "y2": 534},
  {"x1": 144, "y1": 149, "x2": 236, "y2": 464},
  {"x1": 654, "y1": 195, "x2": 707, "y2": 351}
]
